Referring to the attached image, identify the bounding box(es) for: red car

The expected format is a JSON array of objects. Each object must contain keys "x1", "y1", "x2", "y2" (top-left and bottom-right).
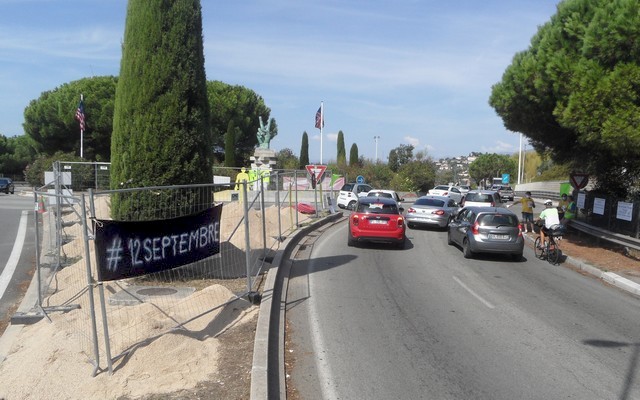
[{"x1": 347, "y1": 196, "x2": 406, "y2": 249}]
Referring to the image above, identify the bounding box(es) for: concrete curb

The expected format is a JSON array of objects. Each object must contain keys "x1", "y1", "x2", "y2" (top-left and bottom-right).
[
  {"x1": 250, "y1": 211, "x2": 344, "y2": 400},
  {"x1": 0, "y1": 256, "x2": 44, "y2": 364}
]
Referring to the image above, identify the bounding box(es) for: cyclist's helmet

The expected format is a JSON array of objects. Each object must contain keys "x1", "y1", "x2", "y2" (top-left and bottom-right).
[{"x1": 544, "y1": 199, "x2": 553, "y2": 206}]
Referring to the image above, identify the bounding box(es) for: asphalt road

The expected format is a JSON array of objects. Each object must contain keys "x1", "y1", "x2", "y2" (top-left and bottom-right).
[
  {"x1": 285, "y1": 215, "x2": 640, "y2": 399},
  {"x1": 0, "y1": 192, "x2": 36, "y2": 329}
]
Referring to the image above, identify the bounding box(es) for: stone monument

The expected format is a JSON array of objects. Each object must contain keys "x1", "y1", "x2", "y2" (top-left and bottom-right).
[{"x1": 251, "y1": 116, "x2": 277, "y2": 189}]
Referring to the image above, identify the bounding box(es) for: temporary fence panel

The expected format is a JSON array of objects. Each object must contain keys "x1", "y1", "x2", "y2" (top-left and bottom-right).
[{"x1": 31, "y1": 166, "x2": 331, "y2": 375}]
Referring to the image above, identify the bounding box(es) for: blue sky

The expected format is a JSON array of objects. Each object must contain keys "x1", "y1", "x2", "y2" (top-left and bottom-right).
[{"x1": 0, "y1": 0, "x2": 560, "y2": 163}]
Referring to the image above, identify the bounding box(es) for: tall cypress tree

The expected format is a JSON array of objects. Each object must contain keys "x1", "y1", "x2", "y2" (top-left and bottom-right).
[
  {"x1": 336, "y1": 130, "x2": 346, "y2": 166},
  {"x1": 299, "y1": 131, "x2": 309, "y2": 169},
  {"x1": 111, "y1": 0, "x2": 212, "y2": 219},
  {"x1": 349, "y1": 143, "x2": 359, "y2": 166},
  {"x1": 224, "y1": 121, "x2": 236, "y2": 168}
]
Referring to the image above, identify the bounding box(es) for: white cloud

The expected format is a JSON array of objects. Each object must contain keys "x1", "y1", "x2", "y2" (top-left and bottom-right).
[{"x1": 404, "y1": 136, "x2": 420, "y2": 147}]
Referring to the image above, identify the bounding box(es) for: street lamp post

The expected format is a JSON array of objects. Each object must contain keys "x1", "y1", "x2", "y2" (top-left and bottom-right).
[{"x1": 374, "y1": 135, "x2": 380, "y2": 162}]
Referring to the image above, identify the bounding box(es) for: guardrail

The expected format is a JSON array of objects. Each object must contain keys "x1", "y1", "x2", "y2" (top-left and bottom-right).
[{"x1": 568, "y1": 220, "x2": 640, "y2": 252}]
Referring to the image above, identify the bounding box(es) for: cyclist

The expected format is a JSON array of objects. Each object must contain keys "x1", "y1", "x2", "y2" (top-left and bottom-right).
[{"x1": 537, "y1": 199, "x2": 561, "y2": 248}]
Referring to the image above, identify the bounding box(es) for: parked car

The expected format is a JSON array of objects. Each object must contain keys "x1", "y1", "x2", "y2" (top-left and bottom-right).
[
  {"x1": 427, "y1": 185, "x2": 463, "y2": 203},
  {"x1": 460, "y1": 190, "x2": 502, "y2": 208},
  {"x1": 447, "y1": 206, "x2": 524, "y2": 261},
  {"x1": 347, "y1": 196, "x2": 406, "y2": 248},
  {"x1": 491, "y1": 185, "x2": 514, "y2": 202},
  {"x1": 337, "y1": 183, "x2": 373, "y2": 210},
  {"x1": 405, "y1": 195, "x2": 459, "y2": 229},
  {"x1": 0, "y1": 178, "x2": 15, "y2": 194},
  {"x1": 458, "y1": 185, "x2": 471, "y2": 195},
  {"x1": 366, "y1": 189, "x2": 404, "y2": 209}
]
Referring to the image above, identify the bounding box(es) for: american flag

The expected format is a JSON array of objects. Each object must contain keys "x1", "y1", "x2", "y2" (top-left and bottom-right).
[
  {"x1": 75, "y1": 100, "x2": 85, "y2": 131},
  {"x1": 315, "y1": 106, "x2": 323, "y2": 129}
]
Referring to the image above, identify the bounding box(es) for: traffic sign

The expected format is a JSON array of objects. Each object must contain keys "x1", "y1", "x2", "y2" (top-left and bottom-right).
[
  {"x1": 306, "y1": 164, "x2": 327, "y2": 184},
  {"x1": 356, "y1": 175, "x2": 365, "y2": 184},
  {"x1": 570, "y1": 172, "x2": 589, "y2": 189}
]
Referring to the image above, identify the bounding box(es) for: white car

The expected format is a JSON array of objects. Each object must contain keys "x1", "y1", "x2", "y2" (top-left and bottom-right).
[
  {"x1": 427, "y1": 185, "x2": 463, "y2": 204},
  {"x1": 336, "y1": 183, "x2": 373, "y2": 210},
  {"x1": 366, "y1": 189, "x2": 404, "y2": 209}
]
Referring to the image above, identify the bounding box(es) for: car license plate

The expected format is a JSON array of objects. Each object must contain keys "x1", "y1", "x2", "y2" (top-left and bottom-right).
[
  {"x1": 370, "y1": 219, "x2": 387, "y2": 224},
  {"x1": 489, "y1": 234, "x2": 509, "y2": 240}
]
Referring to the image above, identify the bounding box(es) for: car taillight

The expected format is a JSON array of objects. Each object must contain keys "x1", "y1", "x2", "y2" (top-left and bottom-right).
[
  {"x1": 397, "y1": 217, "x2": 404, "y2": 227},
  {"x1": 517, "y1": 223, "x2": 523, "y2": 237},
  {"x1": 443, "y1": 192, "x2": 449, "y2": 196},
  {"x1": 407, "y1": 207, "x2": 416, "y2": 214},
  {"x1": 471, "y1": 222, "x2": 479, "y2": 235},
  {"x1": 352, "y1": 215, "x2": 359, "y2": 226},
  {"x1": 433, "y1": 210, "x2": 445, "y2": 215},
  {"x1": 490, "y1": 201, "x2": 495, "y2": 207}
]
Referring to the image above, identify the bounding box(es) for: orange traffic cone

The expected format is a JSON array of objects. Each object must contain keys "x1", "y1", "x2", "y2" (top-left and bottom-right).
[{"x1": 37, "y1": 196, "x2": 45, "y2": 214}]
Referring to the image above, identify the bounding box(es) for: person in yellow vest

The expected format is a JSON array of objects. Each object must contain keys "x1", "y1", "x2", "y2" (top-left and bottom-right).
[
  {"x1": 235, "y1": 167, "x2": 249, "y2": 190},
  {"x1": 248, "y1": 168, "x2": 258, "y2": 190},
  {"x1": 520, "y1": 191, "x2": 536, "y2": 233},
  {"x1": 557, "y1": 193, "x2": 569, "y2": 221},
  {"x1": 561, "y1": 195, "x2": 577, "y2": 225},
  {"x1": 260, "y1": 169, "x2": 271, "y2": 189}
]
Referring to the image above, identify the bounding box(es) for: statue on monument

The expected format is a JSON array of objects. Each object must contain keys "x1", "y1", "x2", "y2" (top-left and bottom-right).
[{"x1": 256, "y1": 116, "x2": 277, "y2": 149}]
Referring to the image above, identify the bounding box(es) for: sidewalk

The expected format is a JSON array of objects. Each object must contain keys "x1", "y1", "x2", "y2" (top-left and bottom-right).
[{"x1": 525, "y1": 234, "x2": 640, "y2": 295}]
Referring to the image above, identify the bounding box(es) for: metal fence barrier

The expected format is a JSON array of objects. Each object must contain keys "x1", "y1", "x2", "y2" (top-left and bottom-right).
[{"x1": 31, "y1": 165, "x2": 335, "y2": 376}]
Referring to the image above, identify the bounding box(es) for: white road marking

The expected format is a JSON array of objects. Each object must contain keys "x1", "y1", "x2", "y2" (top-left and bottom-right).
[
  {"x1": 453, "y1": 275, "x2": 495, "y2": 309},
  {"x1": 308, "y1": 227, "x2": 341, "y2": 400},
  {"x1": 0, "y1": 211, "x2": 28, "y2": 300}
]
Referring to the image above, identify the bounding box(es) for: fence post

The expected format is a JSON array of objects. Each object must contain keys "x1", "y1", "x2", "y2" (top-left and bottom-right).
[
  {"x1": 84, "y1": 192, "x2": 110, "y2": 375},
  {"x1": 33, "y1": 190, "x2": 43, "y2": 310},
  {"x1": 260, "y1": 176, "x2": 267, "y2": 258},
  {"x1": 242, "y1": 181, "x2": 253, "y2": 293},
  {"x1": 275, "y1": 171, "x2": 283, "y2": 241},
  {"x1": 294, "y1": 170, "x2": 299, "y2": 227}
]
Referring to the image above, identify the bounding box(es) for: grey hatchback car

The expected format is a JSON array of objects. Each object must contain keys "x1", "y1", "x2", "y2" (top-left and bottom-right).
[
  {"x1": 0, "y1": 178, "x2": 15, "y2": 194},
  {"x1": 405, "y1": 195, "x2": 459, "y2": 229},
  {"x1": 447, "y1": 206, "x2": 524, "y2": 261}
]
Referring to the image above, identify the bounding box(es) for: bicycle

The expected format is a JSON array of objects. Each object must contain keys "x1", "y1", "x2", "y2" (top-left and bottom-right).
[{"x1": 534, "y1": 224, "x2": 564, "y2": 265}]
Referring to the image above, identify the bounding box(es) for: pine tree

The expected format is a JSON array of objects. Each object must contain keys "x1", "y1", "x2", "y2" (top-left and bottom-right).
[
  {"x1": 299, "y1": 131, "x2": 309, "y2": 169},
  {"x1": 110, "y1": 0, "x2": 212, "y2": 219}
]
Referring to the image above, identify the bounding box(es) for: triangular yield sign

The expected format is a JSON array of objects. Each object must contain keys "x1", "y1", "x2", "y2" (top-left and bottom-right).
[{"x1": 305, "y1": 165, "x2": 327, "y2": 182}]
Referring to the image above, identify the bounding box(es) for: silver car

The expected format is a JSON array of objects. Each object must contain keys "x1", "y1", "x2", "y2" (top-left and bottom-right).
[
  {"x1": 447, "y1": 206, "x2": 524, "y2": 261},
  {"x1": 405, "y1": 195, "x2": 459, "y2": 229}
]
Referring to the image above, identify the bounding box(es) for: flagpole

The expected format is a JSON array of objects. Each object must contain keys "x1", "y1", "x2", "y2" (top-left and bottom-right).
[
  {"x1": 80, "y1": 94, "x2": 84, "y2": 159},
  {"x1": 320, "y1": 101, "x2": 324, "y2": 165},
  {"x1": 517, "y1": 133, "x2": 522, "y2": 185}
]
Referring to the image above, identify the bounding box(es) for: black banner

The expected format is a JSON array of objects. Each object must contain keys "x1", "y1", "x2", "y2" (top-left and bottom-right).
[{"x1": 94, "y1": 205, "x2": 223, "y2": 282}]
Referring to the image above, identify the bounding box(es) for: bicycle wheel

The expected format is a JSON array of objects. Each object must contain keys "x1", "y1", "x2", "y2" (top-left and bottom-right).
[
  {"x1": 534, "y1": 236, "x2": 544, "y2": 259},
  {"x1": 547, "y1": 240, "x2": 560, "y2": 265}
]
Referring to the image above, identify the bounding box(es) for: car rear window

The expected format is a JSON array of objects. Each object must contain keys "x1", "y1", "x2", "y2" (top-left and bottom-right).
[
  {"x1": 357, "y1": 201, "x2": 399, "y2": 214},
  {"x1": 434, "y1": 185, "x2": 448, "y2": 190},
  {"x1": 340, "y1": 183, "x2": 354, "y2": 192},
  {"x1": 369, "y1": 192, "x2": 393, "y2": 199},
  {"x1": 465, "y1": 193, "x2": 493, "y2": 202},
  {"x1": 478, "y1": 214, "x2": 518, "y2": 227},
  {"x1": 415, "y1": 198, "x2": 445, "y2": 207}
]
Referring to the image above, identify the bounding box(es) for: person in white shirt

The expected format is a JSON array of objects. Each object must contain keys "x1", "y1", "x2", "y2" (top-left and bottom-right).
[{"x1": 537, "y1": 199, "x2": 560, "y2": 247}]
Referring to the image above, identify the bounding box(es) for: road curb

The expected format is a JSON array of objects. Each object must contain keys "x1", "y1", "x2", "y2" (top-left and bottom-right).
[
  {"x1": 523, "y1": 233, "x2": 640, "y2": 297},
  {"x1": 250, "y1": 211, "x2": 344, "y2": 400}
]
